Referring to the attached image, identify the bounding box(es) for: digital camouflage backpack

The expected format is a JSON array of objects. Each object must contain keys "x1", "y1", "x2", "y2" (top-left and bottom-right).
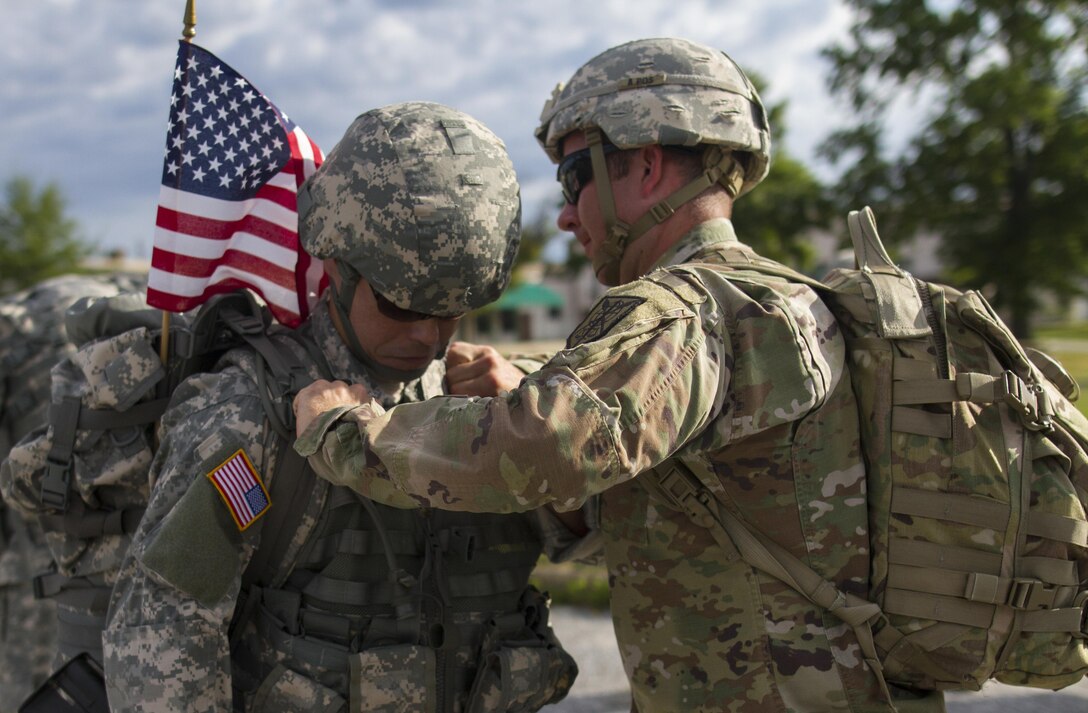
[
  {"x1": 0, "y1": 273, "x2": 144, "y2": 712},
  {"x1": 0, "y1": 289, "x2": 313, "y2": 667},
  {"x1": 649, "y1": 207, "x2": 1088, "y2": 695}
]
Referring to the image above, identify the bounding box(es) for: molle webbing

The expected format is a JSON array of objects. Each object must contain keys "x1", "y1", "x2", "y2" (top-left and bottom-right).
[
  {"x1": 299, "y1": 497, "x2": 540, "y2": 612},
  {"x1": 891, "y1": 363, "x2": 1055, "y2": 434}
]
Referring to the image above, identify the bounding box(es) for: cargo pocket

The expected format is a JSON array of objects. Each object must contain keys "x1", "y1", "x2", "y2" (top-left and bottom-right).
[
  {"x1": 251, "y1": 664, "x2": 347, "y2": 713},
  {"x1": 349, "y1": 643, "x2": 436, "y2": 713},
  {"x1": 466, "y1": 643, "x2": 578, "y2": 713}
]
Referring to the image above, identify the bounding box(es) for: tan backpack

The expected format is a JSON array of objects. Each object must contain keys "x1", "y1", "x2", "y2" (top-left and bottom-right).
[{"x1": 647, "y1": 207, "x2": 1088, "y2": 694}]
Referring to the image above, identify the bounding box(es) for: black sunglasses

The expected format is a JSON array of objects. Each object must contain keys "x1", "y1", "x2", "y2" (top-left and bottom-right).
[
  {"x1": 369, "y1": 283, "x2": 459, "y2": 323},
  {"x1": 556, "y1": 143, "x2": 620, "y2": 205}
]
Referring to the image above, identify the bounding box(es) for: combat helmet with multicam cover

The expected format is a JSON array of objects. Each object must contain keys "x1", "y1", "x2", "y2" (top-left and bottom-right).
[
  {"x1": 299, "y1": 101, "x2": 521, "y2": 371},
  {"x1": 535, "y1": 37, "x2": 771, "y2": 284}
]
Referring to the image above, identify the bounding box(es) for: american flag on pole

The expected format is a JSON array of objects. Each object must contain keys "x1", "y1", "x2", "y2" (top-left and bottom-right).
[
  {"x1": 206, "y1": 449, "x2": 271, "y2": 531},
  {"x1": 148, "y1": 41, "x2": 325, "y2": 327}
]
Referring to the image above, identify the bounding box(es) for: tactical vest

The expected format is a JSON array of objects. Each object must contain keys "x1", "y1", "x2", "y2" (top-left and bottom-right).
[{"x1": 234, "y1": 481, "x2": 564, "y2": 712}]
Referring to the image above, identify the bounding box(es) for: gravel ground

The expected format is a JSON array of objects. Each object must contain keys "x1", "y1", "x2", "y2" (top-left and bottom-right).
[{"x1": 546, "y1": 605, "x2": 1088, "y2": 712}]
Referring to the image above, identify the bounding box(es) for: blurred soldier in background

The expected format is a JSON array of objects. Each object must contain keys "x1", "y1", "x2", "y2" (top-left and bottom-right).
[{"x1": 0, "y1": 273, "x2": 142, "y2": 711}]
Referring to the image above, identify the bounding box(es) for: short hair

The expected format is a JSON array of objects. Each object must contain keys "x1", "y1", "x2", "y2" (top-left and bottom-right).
[{"x1": 606, "y1": 145, "x2": 710, "y2": 183}]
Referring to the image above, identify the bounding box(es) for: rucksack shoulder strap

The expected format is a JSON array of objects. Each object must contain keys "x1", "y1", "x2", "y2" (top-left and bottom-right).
[{"x1": 228, "y1": 328, "x2": 327, "y2": 647}]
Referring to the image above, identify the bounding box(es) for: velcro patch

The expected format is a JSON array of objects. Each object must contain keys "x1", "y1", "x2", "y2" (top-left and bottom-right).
[
  {"x1": 206, "y1": 448, "x2": 270, "y2": 531},
  {"x1": 567, "y1": 296, "x2": 646, "y2": 348}
]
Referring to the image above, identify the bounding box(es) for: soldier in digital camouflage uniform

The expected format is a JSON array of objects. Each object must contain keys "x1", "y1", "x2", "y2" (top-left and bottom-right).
[
  {"x1": 103, "y1": 102, "x2": 579, "y2": 713},
  {"x1": 0, "y1": 273, "x2": 143, "y2": 711},
  {"x1": 293, "y1": 40, "x2": 947, "y2": 712}
]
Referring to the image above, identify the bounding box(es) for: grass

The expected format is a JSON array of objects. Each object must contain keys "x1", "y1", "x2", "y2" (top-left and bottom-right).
[
  {"x1": 1031, "y1": 336, "x2": 1088, "y2": 416},
  {"x1": 531, "y1": 559, "x2": 611, "y2": 611},
  {"x1": 1034, "y1": 323, "x2": 1088, "y2": 341}
]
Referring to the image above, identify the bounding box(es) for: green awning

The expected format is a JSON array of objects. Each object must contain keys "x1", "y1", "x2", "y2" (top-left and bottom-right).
[{"x1": 493, "y1": 283, "x2": 565, "y2": 310}]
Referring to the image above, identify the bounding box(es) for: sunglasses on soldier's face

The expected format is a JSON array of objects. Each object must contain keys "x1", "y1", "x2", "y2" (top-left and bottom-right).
[
  {"x1": 369, "y1": 283, "x2": 460, "y2": 323},
  {"x1": 556, "y1": 144, "x2": 620, "y2": 205}
]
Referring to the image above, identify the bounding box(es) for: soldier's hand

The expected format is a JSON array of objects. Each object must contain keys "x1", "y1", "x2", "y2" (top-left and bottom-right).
[
  {"x1": 445, "y1": 341, "x2": 524, "y2": 397},
  {"x1": 293, "y1": 379, "x2": 371, "y2": 436}
]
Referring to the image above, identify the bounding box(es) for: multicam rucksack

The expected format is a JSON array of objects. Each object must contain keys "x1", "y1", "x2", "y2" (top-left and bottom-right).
[{"x1": 648, "y1": 207, "x2": 1088, "y2": 694}]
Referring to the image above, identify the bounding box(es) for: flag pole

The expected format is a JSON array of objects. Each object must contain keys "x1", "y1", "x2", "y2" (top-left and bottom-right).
[{"x1": 160, "y1": 0, "x2": 196, "y2": 366}]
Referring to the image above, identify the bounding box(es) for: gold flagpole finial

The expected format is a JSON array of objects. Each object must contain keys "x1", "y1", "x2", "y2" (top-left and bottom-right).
[{"x1": 182, "y1": 0, "x2": 197, "y2": 42}]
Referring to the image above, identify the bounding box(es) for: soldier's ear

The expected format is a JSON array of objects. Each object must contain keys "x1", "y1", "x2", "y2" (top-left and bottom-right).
[{"x1": 637, "y1": 145, "x2": 668, "y2": 198}]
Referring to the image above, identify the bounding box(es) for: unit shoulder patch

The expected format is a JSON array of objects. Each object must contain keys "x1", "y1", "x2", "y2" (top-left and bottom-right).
[
  {"x1": 206, "y1": 448, "x2": 271, "y2": 531},
  {"x1": 566, "y1": 295, "x2": 646, "y2": 348}
]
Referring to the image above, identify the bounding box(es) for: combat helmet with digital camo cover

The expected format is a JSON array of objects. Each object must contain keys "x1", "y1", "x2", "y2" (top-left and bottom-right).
[{"x1": 299, "y1": 101, "x2": 521, "y2": 377}]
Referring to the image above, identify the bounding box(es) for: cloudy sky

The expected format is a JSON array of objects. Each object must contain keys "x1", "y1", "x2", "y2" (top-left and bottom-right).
[{"x1": 1, "y1": 0, "x2": 859, "y2": 260}]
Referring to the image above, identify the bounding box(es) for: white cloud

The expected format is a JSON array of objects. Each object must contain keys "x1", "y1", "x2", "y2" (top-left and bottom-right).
[{"x1": 0, "y1": 0, "x2": 857, "y2": 258}]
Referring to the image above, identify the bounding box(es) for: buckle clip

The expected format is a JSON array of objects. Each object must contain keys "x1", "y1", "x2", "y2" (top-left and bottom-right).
[
  {"x1": 1075, "y1": 591, "x2": 1088, "y2": 639},
  {"x1": 649, "y1": 202, "x2": 676, "y2": 223},
  {"x1": 39, "y1": 458, "x2": 71, "y2": 511},
  {"x1": 654, "y1": 467, "x2": 714, "y2": 528},
  {"x1": 1008, "y1": 578, "x2": 1056, "y2": 610},
  {"x1": 997, "y1": 372, "x2": 1053, "y2": 432}
]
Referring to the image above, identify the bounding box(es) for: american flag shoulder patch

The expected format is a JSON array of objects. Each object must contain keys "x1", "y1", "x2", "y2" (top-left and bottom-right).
[{"x1": 206, "y1": 448, "x2": 270, "y2": 531}]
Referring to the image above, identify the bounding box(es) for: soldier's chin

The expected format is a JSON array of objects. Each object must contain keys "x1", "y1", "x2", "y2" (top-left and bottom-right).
[{"x1": 375, "y1": 354, "x2": 436, "y2": 381}]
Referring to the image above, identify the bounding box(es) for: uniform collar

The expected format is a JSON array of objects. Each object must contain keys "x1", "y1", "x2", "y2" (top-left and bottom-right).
[{"x1": 647, "y1": 218, "x2": 740, "y2": 272}]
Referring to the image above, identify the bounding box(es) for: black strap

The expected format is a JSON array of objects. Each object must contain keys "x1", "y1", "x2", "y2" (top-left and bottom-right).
[
  {"x1": 246, "y1": 444, "x2": 317, "y2": 590},
  {"x1": 52, "y1": 398, "x2": 171, "y2": 431},
  {"x1": 40, "y1": 396, "x2": 82, "y2": 511},
  {"x1": 228, "y1": 331, "x2": 324, "y2": 646},
  {"x1": 228, "y1": 442, "x2": 319, "y2": 649},
  {"x1": 38, "y1": 500, "x2": 145, "y2": 539}
]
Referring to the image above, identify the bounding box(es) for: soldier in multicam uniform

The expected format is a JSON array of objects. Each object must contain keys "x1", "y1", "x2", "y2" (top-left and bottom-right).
[
  {"x1": 103, "y1": 101, "x2": 579, "y2": 713},
  {"x1": 0, "y1": 273, "x2": 143, "y2": 711},
  {"x1": 293, "y1": 39, "x2": 947, "y2": 712}
]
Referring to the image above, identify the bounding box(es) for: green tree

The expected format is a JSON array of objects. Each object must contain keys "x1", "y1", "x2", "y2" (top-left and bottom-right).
[
  {"x1": 512, "y1": 210, "x2": 555, "y2": 285},
  {"x1": 823, "y1": 0, "x2": 1088, "y2": 336},
  {"x1": 0, "y1": 177, "x2": 90, "y2": 294},
  {"x1": 733, "y1": 74, "x2": 832, "y2": 271}
]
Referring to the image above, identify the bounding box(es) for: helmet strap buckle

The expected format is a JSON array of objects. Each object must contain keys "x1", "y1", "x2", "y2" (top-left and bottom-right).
[{"x1": 585, "y1": 127, "x2": 628, "y2": 285}]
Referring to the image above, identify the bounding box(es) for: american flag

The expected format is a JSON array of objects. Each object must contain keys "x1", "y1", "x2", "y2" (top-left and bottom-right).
[
  {"x1": 148, "y1": 41, "x2": 324, "y2": 327},
  {"x1": 206, "y1": 449, "x2": 271, "y2": 530}
]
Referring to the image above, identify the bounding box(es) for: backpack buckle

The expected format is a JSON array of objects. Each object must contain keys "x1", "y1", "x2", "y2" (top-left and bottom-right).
[
  {"x1": 39, "y1": 458, "x2": 71, "y2": 511},
  {"x1": 650, "y1": 464, "x2": 715, "y2": 529},
  {"x1": 1008, "y1": 578, "x2": 1057, "y2": 610},
  {"x1": 998, "y1": 372, "x2": 1053, "y2": 432},
  {"x1": 1075, "y1": 591, "x2": 1088, "y2": 638}
]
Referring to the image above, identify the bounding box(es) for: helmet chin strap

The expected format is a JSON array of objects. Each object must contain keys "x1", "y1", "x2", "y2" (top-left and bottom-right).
[
  {"x1": 585, "y1": 127, "x2": 746, "y2": 286},
  {"x1": 328, "y1": 261, "x2": 434, "y2": 383}
]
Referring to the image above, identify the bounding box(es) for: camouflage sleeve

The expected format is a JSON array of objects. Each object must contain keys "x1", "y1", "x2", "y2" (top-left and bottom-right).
[
  {"x1": 297, "y1": 275, "x2": 727, "y2": 512},
  {"x1": 503, "y1": 352, "x2": 553, "y2": 375},
  {"x1": 298, "y1": 269, "x2": 839, "y2": 516},
  {"x1": 103, "y1": 367, "x2": 272, "y2": 713}
]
